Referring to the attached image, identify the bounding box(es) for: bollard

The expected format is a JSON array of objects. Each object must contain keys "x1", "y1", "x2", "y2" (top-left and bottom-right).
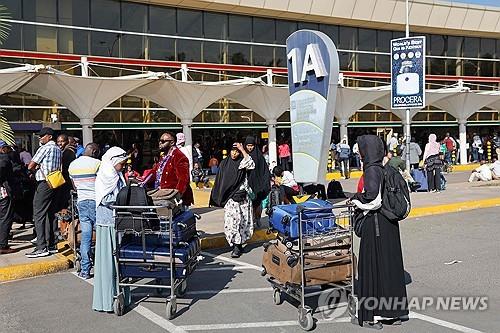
[
  {"x1": 451, "y1": 149, "x2": 456, "y2": 164},
  {"x1": 327, "y1": 150, "x2": 333, "y2": 172},
  {"x1": 222, "y1": 149, "x2": 227, "y2": 159},
  {"x1": 487, "y1": 140, "x2": 492, "y2": 162}
]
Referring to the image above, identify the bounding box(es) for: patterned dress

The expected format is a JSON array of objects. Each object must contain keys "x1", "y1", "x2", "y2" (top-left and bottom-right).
[{"x1": 223, "y1": 156, "x2": 255, "y2": 246}]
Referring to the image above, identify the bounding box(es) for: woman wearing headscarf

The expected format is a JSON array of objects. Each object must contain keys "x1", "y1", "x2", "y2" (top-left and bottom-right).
[
  {"x1": 350, "y1": 135, "x2": 408, "y2": 329},
  {"x1": 244, "y1": 136, "x2": 271, "y2": 227},
  {"x1": 422, "y1": 133, "x2": 443, "y2": 192},
  {"x1": 92, "y1": 146, "x2": 130, "y2": 312},
  {"x1": 210, "y1": 143, "x2": 255, "y2": 258}
]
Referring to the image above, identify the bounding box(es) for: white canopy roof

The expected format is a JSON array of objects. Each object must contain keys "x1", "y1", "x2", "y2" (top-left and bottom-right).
[
  {"x1": 433, "y1": 90, "x2": 500, "y2": 122},
  {"x1": 335, "y1": 85, "x2": 390, "y2": 122}
]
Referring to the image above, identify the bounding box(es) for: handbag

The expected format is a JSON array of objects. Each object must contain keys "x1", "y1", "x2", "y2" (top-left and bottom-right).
[{"x1": 39, "y1": 166, "x2": 66, "y2": 189}]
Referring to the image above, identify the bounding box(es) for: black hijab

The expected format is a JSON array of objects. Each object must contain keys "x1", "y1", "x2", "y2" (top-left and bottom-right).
[
  {"x1": 209, "y1": 149, "x2": 247, "y2": 207},
  {"x1": 357, "y1": 135, "x2": 384, "y2": 171},
  {"x1": 244, "y1": 136, "x2": 271, "y2": 203}
]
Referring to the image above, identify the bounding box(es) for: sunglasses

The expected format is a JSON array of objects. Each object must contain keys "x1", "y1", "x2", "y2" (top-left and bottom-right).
[{"x1": 159, "y1": 139, "x2": 174, "y2": 144}]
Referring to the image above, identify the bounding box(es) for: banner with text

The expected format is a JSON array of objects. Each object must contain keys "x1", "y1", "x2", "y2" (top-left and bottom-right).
[
  {"x1": 287, "y1": 30, "x2": 339, "y2": 183},
  {"x1": 391, "y1": 36, "x2": 426, "y2": 109}
]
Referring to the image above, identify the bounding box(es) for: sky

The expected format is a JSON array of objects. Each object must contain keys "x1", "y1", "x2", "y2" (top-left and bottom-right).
[{"x1": 446, "y1": 0, "x2": 500, "y2": 7}]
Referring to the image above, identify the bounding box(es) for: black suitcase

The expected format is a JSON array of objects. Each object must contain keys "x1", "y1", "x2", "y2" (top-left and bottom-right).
[{"x1": 115, "y1": 185, "x2": 159, "y2": 232}]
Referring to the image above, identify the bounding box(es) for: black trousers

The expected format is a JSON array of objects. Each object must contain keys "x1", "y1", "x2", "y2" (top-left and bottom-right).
[
  {"x1": 303, "y1": 184, "x2": 327, "y2": 200},
  {"x1": 427, "y1": 168, "x2": 442, "y2": 191},
  {"x1": 33, "y1": 181, "x2": 58, "y2": 250},
  {"x1": 0, "y1": 196, "x2": 14, "y2": 248},
  {"x1": 279, "y1": 185, "x2": 299, "y2": 203}
]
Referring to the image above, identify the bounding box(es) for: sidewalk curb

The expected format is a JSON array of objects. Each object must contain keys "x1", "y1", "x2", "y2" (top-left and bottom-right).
[
  {"x1": 0, "y1": 242, "x2": 73, "y2": 282},
  {"x1": 3, "y1": 196, "x2": 498, "y2": 281}
]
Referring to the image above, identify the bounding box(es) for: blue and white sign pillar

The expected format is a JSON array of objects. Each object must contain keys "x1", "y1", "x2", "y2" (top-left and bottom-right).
[
  {"x1": 391, "y1": 36, "x2": 426, "y2": 170},
  {"x1": 287, "y1": 30, "x2": 339, "y2": 183}
]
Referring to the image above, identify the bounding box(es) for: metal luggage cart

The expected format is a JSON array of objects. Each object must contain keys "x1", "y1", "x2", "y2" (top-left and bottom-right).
[
  {"x1": 265, "y1": 204, "x2": 357, "y2": 331},
  {"x1": 110, "y1": 205, "x2": 196, "y2": 320}
]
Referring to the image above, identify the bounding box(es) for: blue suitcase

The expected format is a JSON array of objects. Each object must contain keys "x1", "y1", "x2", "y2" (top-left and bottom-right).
[
  {"x1": 118, "y1": 237, "x2": 200, "y2": 279},
  {"x1": 411, "y1": 169, "x2": 428, "y2": 192},
  {"x1": 269, "y1": 199, "x2": 336, "y2": 239},
  {"x1": 159, "y1": 210, "x2": 197, "y2": 245}
]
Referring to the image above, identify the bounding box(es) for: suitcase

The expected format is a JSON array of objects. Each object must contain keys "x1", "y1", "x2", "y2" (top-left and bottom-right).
[
  {"x1": 118, "y1": 237, "x2": 200, "y2": 279},
  {"x1": 262, "y1": 240, "x2": 352, "y2": 286},
  {"x1": 411, "y1": 168, "x2": 428, "y2": 192},
  {"x1": 269, "y1": 199, "x2": 336, "y2": 239}
]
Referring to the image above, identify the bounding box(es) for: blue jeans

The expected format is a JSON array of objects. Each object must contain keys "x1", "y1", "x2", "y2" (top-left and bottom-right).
[{"x1": 78, "y1": 200, "x2": 96, "y2": 275}]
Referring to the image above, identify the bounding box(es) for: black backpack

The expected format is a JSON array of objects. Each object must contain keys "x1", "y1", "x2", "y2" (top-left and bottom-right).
[
  {"x1": 327, "y1": 180, "x2": 346, "y2": 199},
  {"x1": 380, "y1": 165, "x2": 411, "y2": 222},
  {"x1": 114, "y1": 184, "x2": 159, "y2": 232}
]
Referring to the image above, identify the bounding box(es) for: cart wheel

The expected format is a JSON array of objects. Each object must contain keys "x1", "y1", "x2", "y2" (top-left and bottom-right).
[
  {"x1": 113, "y1": 296, "x2": 124, "y2": 316},
  {"x1": 166, "y1": 298, "x2": 177, "y2": 320},
  {"x1": 75, "y1": 259, "x2": 81, "y2": 273},
  {"x1": 298, "y1": 307, "x2": 314, "y2": 331},
  {"x1": 348, "y1": 294, "x2": 357, "y2": 318},
  {"x1": 285, "y1": 240, "x2": 293, "y2": 249},
  {"x1": 175, "y1": 280, "x2": 188, "y2": 297},
  {"x1": 261, "y1": 266, "x2": 267, "y2": 276},
  {"x1": 273, "y1": 289, "x2": 283, "y2": 305}
]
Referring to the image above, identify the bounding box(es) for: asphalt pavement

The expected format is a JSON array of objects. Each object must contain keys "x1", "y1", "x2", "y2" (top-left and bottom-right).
[{"x1": 1, "y1": 206, "x2": 499, "y2": 333}]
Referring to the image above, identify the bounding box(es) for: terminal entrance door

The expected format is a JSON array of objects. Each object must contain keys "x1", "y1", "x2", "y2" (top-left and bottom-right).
[{"x1": 377, "y1": 128, "x2": 393, "y2": 144}]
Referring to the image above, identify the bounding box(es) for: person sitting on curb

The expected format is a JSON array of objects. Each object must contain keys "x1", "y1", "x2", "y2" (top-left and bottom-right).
[
  {"x1": 492, "y1": 155, "x2": 500, "y2": 180},
  {"x1": 272, "y1": 166, "x2": 299, "y2": 204},
  {"x1": 191, "y1": 162, "x2": 210, "y2": 189},
  {"x1": 468, "y1": 160, "x2": 492, "y2": 182}
]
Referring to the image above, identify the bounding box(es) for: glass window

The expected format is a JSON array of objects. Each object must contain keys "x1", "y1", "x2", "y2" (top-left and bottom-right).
[
  {"x1": 58, "y1": 0, "x2": 89, "y2": 26},
  {"x1": 253, "y1": 17, "x2": 275, "y2": 43},
  {"x1": 357, "y1": 54, "x2": 375, "y2": 72},
  {"x1": 204, "y1": 12, "x2": 227, "y2": 39},
  {"x1": 276, "y1": 20, "x2": 297, "y2": 44},
  {"x1": 358, "y1": 28, "x2": 376, "y2": 51},
  {"x1": 339, "y1": 26, "x2": 357, "y2": 50},
  {"x1": 229, "y1": 15, "x2": 252, "y2": 42},
  {"x1": 275, "y1": 47, "x2": 287, "y2": 67},
  {"x1": 228, "y1": 44, "x2": 250, "y2": 65},
  {"x1": 91, "y1": 32, "x2": 120, "y2": 57},
  {"x1": 480, "y1": 38, "x2": 496, "y2": 58},
  {"x1": 430, "y1": 58, "x2": 445, "y2": 75},
  {"x1": 177, "y1": 9, "x2": 202, "y2": 37},
  {"x1": 392, "y1": 31, "x2": 405, "y2": 39},
  {"x1": 252, "y1": 46, "x2": 274, "y2": 66},
  {"x1": 463, "y1": 60, "x2": 479, "y2": 76},
  {"x1": 377, "y1": 30, "x2": 392, "y2": 53},
  {"x1": 2, "y1": 0, "x2": 21, "y2": 18},
  {"x1": 463, "y1": 37, "x2": 479, "y2": 58},
  {"x1": 298, "y1": 22, "x2": 318, "y2": 30},
  {"x1": 23, "y1": 0, "x2": 56, "y2": 23},
  {"x1": 319, "y1": 25, "x2": 338, "y2": 45},
  {"x1": 149, "y1": 5, "x2": 176, "y2": 34},
  {"x1": 2, "y1": 23, "x2": 21, "y2": 49},
  {"x1": 446, "y1": 36, "x2": 463, "y2": 57},
  {"x1": 90, "y1": 0, "x2": 120, "y2": 29},
  {"x1": 430, "y1": 35, "x2": 445, "y2": 56},
  {"x1": 446, "y1": 59, "x2": 462, "y2": 76},
  {"x1": 121, "y1": 2, "x2": 146, "y2": 58},
  {"x1": 376, "y1": 55, "x2": 390, "y2": 72},
  {"x1": 177, "y1": 40, "x2": 201, "y2": 62},
  {"x1": 203, "y1": 41, "x2": 225, "y2": 63},
  {"x1": 339, "y1": 51, "x2": 355, "y2": 71},
  {"x1": 148, "y1": 37, "x2": 175, "y2": 60},
  {"x1": 479, "y1": 60, "x2": 494, "y2": 77}
]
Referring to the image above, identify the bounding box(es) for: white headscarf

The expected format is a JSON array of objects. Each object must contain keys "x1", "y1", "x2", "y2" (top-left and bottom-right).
[{"x1": 95, "y1": 146, "x2": 127, "y2": 206}]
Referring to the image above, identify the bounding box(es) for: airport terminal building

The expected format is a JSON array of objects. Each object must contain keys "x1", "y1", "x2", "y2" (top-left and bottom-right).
[{"x1": 0, "y1": 0, "x2": 499, "y2": 152}]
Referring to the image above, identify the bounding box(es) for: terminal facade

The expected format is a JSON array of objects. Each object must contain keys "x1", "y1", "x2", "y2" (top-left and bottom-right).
[{"x1": 0, "y1": 0, "x2": 498, "y2": 152}]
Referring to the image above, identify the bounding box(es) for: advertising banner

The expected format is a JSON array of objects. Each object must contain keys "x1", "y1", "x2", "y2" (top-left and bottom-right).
[
  {"x1": 287, "y1": 30, "x2": 339, "y2": 183},
  {"x1": 391, "y1": 36, "x2": 426, "y2": 109}
]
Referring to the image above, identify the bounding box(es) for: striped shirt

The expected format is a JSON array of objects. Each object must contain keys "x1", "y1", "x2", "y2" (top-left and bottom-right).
[
  {"x1": 32, "y1": 141, "x2": 62, "y2": 182},
  {"x1": 68, "y1": 156, "x2": 101, "y2": 203}
]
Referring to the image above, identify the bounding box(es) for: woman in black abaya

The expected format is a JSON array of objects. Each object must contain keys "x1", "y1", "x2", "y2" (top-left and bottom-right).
[
  {"x1": 351, "y1": 135, "x2": 408, "y2": 329},
  {"x1": 244, "y1": 136, "x2": 271, "y2": 226}
]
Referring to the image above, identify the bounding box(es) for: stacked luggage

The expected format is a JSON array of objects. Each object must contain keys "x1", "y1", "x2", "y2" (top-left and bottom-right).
[
  {"x1": 262, "y1": 199, "x2": 356, "y2": 331},
  {"x1": 112, "y1": 185, "x2": 200, "y2": 319}
]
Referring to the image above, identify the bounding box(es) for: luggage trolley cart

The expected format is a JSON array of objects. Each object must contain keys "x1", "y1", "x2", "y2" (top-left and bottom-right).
[
  {"x1": 265, "y1": 203, "x2": 357, "y2": 331},
  {"x1": 111, "y1": 204, "x2": 197, "y2": 319}
]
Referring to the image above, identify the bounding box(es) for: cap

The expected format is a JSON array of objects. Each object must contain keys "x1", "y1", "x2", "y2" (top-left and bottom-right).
[
  {"x1": 38, "y1": 127, "x2": 55, "y2": 137},
  {"x1": 0, "y1": 140, "x2": 8, "y2": 148},
  {"x1": 231, "y1": 143, "x2": 239, "y2": 150},
  {"x1": 176, "y1": 133, "x2": 186, "y2": 144}
]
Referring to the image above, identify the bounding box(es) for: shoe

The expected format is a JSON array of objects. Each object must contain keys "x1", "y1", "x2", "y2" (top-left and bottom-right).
[
  {"x1": 379, "y1": 318, "x2": 402, "y2": 326},
  {"x1": 25, "y1": 248, "x2": 50, "y2": 258},
  {"x1": 231, "y1": 245, "x2": 242, "y2": 258},
  {"x1": 30, "y1": 237, "x2": 37, "y2": 244},
  {"x1": 361, "y1": 321, "x2": 383, "y2": 330},
  {"x1": 78, "y1": 271, "x2": 92, "y2": 280},
  {"x1": 0, "y1": 247, "x2": 18, "y2": 255},
  {"x1": 48, "y1": 246, "x2": 58, "y2": 254}
]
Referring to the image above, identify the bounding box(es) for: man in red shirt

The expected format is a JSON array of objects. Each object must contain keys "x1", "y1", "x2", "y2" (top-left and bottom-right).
[
  {"x1": 442, "y1": 132, "x2": 455, "y2": 164},
  {"x1": 151, "y1": 132, "x2": 193, "y2": 206}
]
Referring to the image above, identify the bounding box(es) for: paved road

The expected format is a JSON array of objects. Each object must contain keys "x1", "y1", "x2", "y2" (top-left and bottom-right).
[{"x1": 1, "y1": 207, "x2": 499, "y2": 333}]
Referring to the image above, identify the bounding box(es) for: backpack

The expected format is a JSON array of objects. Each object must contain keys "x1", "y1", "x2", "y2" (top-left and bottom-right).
[
  {"x1": 339, "y1": 147, "x2": 350, "y2": 160},
  {"x1": 114, "y1": 184, "x2": 159, "y2": 232},
  {"x1": 327, "y1": 180, "x2": 346, "y2": 199},
  {"x1": 380, "y1": 165, "x2": 411, "y2": 222}
]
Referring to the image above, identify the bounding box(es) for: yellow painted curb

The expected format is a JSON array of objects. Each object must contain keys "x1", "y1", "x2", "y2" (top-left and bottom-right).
[
  {"x1": 452, "y1": 163, "x2": 479, "y2": 172},
  {"x1": 408, "y1": 197, "x2": 500, "y2": 219},
  {"x1": 0, "y1": 242, "x2": 73, "y2": 282}
]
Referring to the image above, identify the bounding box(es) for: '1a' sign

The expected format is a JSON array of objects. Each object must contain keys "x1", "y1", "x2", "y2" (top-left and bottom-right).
[{"x1": 287, "y1": 30, "x2": 339, "y2": 183}]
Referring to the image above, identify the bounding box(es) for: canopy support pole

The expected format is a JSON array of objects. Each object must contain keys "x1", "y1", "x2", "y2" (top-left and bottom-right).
[
  {"x1": 339, "y1": 118, "x2": 348, "y2": 144},
  {"x1": 459, "y1": 120, "x2": 467, "y2": 165},
  {"x1": 80, "y1": 118, "x2": 94, "y2": 145},
  {"x1": 266, "y1": 118, "x2": 278, "y2": 167}
]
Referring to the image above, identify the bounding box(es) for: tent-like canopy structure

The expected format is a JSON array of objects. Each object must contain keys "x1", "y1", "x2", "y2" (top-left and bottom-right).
[{"x1": 0, "y1": 64, "x2": 499, "y2": 165}]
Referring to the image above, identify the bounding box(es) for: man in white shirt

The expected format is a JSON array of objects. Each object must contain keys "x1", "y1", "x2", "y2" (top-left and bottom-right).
[
  {"x1": 468, "y1": 160, "x2": 492, "y2": 182},
  {"x1": 491, "y1": 155, "x2": 500, "y2": 180},
  {"x1": 176, "y1": 133, "x2": 193, "y2": 179},
  {"x1": 272, "y1": 166, "x2": 299, "y2": 203}
]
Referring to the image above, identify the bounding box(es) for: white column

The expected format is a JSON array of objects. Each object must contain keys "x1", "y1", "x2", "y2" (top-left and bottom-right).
[
  {"x1": 266, "y1": 118, "x2": 278, "y2": 166},
  {"x1": 339, "y1": 118, "x2": 348, "y2": 144},
  {"x1": 80, "y1": 118, "x2": 94, "y2": 145},
  {"x1": 459, "y1": 120, "x2": 467, "y2": 165},
  {"x1": 181, "y1": 119, "x2": 194, "y2": 175}
]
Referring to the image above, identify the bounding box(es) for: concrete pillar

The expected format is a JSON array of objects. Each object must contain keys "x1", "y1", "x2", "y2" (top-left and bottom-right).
[
  {"x1": 80, "y1": 118, "x2": 94, "y2": 145},
  {"x1": 266, "y1": 118, "x2": 278, "y2": 166},
  {"x1": 339, "y1": 118, "x2": 348, "y2": 144},
  {"x1": 181, "y1": 119, "x2": 194, "y2": 175},
  {"x1": 459, "y1": 120, "x2": 467, "y2": 165}
]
